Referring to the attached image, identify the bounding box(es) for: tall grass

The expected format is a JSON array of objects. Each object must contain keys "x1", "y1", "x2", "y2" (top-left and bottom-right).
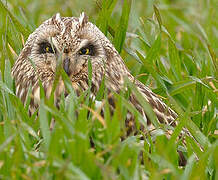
[{"x1": 0, "y1": 0, "x2": 217, "y2": 179}]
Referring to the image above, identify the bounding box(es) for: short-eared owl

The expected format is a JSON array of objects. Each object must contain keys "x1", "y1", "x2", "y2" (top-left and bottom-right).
[{"x1": 12, "y1": 13, "x2": 177, "y2": 132}]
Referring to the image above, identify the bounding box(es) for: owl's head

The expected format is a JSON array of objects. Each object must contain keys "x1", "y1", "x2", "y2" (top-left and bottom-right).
[
  {"x1": 15, "y1": 13, "x2": 121, "y2": 82},
  {"x1": 12, "y1": 13, "x2": 128, "y2": 105}
]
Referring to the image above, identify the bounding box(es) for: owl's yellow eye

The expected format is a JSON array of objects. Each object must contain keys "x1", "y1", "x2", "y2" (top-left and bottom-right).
[
  {"x1": 45, "y1": 46, "x2": 50, "y2": 52},
  {"x1": 38, "y1": 42, "x2": 56, "y2": 54},
  {"x1": 78, "y1": 44, "x2": 95, "y2": 56},
  {"x1": 79, "y1": 48, "x2": 90, "y2": 55}
]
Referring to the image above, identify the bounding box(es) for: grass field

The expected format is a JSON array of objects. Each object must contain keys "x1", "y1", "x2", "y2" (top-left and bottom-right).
[{"x1": 0, "y1": 0, "x2": 217, "y2": 179}]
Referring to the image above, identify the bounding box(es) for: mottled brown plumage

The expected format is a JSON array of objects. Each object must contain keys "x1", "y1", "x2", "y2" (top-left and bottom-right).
[{"x1": 12, "y1": 13, "x2": 177, "y2": 131}]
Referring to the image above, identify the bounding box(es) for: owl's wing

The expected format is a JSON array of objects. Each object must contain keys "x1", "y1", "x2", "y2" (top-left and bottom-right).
[
  {"x1": 101, "y1": 53, "x2": 177, "y2": 127},
  {"x1": 134, "y1": 79, "x2": 178, "y2": 125}
]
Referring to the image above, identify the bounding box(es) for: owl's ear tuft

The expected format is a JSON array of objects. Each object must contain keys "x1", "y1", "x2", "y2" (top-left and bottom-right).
[
  {"x1": 79, "y1": 12, "x2": 89, "y2": 27},
  {"x1": 51, "y1": 13, "x2": 62, "y2": 24}
]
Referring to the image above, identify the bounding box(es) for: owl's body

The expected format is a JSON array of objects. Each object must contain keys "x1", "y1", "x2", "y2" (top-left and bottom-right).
[{"x1": 12, "y1": 13, "x2": 177, "y2": 132}]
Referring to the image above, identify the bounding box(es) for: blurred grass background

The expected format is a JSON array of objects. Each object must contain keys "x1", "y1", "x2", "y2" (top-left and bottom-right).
[{"x1": 0, "y1": 0, "x2": 217, "y2": 179}]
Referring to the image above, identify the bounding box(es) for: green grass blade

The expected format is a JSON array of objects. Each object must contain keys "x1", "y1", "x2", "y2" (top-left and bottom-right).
[
  {"x1": 0, "y1": 1, "x2": 30, "y2": 39},
  {"x1": 113, "y1": 0, "x2": 132, "y2": 53},
  {"x1": 168, "y1": 39, "x2": 182, "y2": 81},
  {"x1": 39, "y1": 101, "x2": 51, "y2": 150},
  {"x1": 96, "y1": 0, "x2": 118, "y2": 35}
]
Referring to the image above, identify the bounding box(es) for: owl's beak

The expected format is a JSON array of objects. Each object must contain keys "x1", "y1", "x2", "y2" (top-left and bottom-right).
[{"x1": 63, "y1": 57, "x2": 70, "y2": 76}]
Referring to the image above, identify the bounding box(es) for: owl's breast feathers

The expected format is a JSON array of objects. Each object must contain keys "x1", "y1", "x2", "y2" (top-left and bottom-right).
[
  {"x1": 12, "y1": 51, "x2": 177, "y2": 128},
  {"x1": 12, "y1": 48, "x2": 54, "y2": 113}
]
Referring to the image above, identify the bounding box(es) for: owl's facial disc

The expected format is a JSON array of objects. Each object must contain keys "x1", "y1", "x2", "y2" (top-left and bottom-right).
[{"x1": 36, "y1": 36, "x2": 98, "y2": 79}]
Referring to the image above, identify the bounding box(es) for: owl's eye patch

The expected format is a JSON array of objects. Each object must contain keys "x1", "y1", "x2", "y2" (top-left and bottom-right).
[
  {"x1": 79, "y1": 44, "x2": 95, "y2": 56},
  {"x1": 38, "y1": 42, "x2": 56, "y2": 54}
]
